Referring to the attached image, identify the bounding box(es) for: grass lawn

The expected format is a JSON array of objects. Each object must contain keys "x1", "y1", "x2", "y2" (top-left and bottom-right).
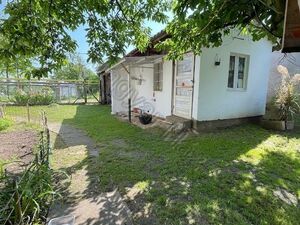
[{"x1": 5, "y1": 105, "x2": 300, "y2": 225}]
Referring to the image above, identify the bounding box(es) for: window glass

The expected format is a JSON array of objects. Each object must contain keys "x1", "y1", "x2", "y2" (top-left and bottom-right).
[
  {"x1": 227, "y1": 56, "x2": 235, "y2": 88},
  {"x1": 227, "y1": 54, "x2": 249, "y2": 90},
  {"x1": 237, "y1": 57, "x2": 245, "y2": 88},
  {"x1": 153, "y1": 62, "x2": 163, "y2": 91}
]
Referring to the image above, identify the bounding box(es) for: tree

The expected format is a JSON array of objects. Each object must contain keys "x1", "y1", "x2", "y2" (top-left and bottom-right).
[
  {"x1": 0, "y1": 0, "x2": 288, "y2": 78},
  {"x1": 0, "y1": 0, "x2": 169, "y2": 78},
  {"x1": 0, "y1": 35, "x2": 33, "y2": 96},
  {"x1": 53, "y1": 54, "x2": 97, "y2": 81},
  {"x1": 160, "y1": 0, "x2": 286, "y2": 58}
]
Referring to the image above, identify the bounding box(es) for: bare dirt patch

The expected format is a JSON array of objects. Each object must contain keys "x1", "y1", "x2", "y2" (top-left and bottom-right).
[{"x1": 0, "y1": 130, "x2": 39, "y2": 173}]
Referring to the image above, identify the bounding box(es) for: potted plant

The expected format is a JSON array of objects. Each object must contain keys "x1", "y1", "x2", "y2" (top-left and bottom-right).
[{"x1": 262, "y1": 65, "x2": 300, "y2": 131}]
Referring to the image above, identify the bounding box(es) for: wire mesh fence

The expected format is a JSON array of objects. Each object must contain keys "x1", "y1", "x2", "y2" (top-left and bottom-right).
[{"x1": 0, "y1": 78, "x2": 100, "y2": 105}]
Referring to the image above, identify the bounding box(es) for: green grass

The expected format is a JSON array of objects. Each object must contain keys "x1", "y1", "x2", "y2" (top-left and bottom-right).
[{"x1": 5, "y1": 105, "x2": 300, "y2": 225}]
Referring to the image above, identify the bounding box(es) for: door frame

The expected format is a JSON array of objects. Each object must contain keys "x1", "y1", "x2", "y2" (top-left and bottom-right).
[{"x1": 172, "y1": 52, "x2": 196, "y2": 119}]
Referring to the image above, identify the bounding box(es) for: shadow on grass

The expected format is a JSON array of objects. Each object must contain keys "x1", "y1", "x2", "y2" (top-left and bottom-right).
[{"x1": 50, "y1": 105, "x2": 300, "y2": 225}]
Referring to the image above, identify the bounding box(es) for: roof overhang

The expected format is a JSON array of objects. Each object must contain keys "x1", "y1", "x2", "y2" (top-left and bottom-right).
[
  {"x1": 106, "y1": 55, "x2": 166, "y2": 73},
  {"x1": 282, "y1": 0, "x2": 300, "y2": 52}
]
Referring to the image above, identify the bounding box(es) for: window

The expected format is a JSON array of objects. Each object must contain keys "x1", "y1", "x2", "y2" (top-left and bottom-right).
[
  {"x1": 227, "y1": 53, "x2": 249, "y2": 89},
  {"x1": 153, "y1": 62, "x2": 163, "y2": 91}
]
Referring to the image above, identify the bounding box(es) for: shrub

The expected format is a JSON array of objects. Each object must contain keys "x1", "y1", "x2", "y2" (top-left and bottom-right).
[
  {"x1": 13, "y1": 88, "x2": 55, "y2": 106},
  {"x1": 274, "y1": 65, "x2": 300, "y2": 121},
  {"x1": 0, "y1": 118, "x2": 12, "y2": 131},
  {"x1": 13, "y1": 90, "x2": 30, "y2": 105}
]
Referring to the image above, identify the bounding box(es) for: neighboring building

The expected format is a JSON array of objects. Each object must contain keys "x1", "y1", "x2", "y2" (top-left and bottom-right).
[
  {"x1": 267, "y1": 51, "x2": 300, "y2": 102},
  {"x1": 59, "y1": 82, "x2": 78, "y2": 99},
  {"x1": 100, "y1": 30, "x2": 273, "y2": 130},
  {"x1": 98, "y1": 62, "x2": 112, "y2": 104}
]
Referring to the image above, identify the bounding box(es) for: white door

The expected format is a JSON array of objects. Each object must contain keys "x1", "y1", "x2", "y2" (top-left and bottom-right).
[{"x1": 173, "y1": 53, "x2": 194, "y2": 119}]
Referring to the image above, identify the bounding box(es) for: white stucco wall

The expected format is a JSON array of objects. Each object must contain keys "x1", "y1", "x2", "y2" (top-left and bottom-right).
[
  {"x1": 110, "y1": 69, "x2": 129, "y2": 114},
  {"x1": 111, "y1": 60, "x2": 173, "y2": 118},
  {"x1": 153, "y1": 60, "x2": 173, "y2": 117},
  {"x1": 267, "y1": 52, "x2": 300, "y2": 102},
  {"x1": 196, "y1": 35, "x2": 273, "y2": 121},
  {"x1": 130, "y1": 65, "x2": 155, "y2": 113}
]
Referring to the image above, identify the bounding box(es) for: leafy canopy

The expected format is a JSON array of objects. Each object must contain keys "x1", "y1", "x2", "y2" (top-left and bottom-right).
[
  {"x1": 52, "y1": 54, "x2": 97, "y2": 81},
  {"x1": 161, "y1": 0, "x2": 285, "y2": 58},
  {"x1": 0, "y1": 0, "x2": 286, "y2": 78},
  {"x1": 0, "y1": 0, "x2": 169, "y2": 78}
]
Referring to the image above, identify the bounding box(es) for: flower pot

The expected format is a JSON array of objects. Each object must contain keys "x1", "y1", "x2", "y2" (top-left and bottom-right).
[
  {"x1": 139, "y1": 113, "x2": 152, "y2": 125},
  {"x1": 261, "y1": 119, "x2": 294, "y2": 131},
  {"x1": 285, "y1": 121, "x2": 294, "y2": 130}
]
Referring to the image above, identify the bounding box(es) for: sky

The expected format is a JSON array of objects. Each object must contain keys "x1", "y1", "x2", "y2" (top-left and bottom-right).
[
  {"x1": 0, "y1": 2, "x2": 168, "y2": 72},
  {"x1": 69, "y1": 20, "x2": 166, "y2": 71}
]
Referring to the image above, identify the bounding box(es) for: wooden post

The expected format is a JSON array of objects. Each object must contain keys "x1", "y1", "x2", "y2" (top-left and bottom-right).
[
  {"x1": 84, "y1": 81, "x2": 87, "y2": 104},
  {"x1": 68, "y1": 85, "x2": 71, "y2": 104},
  {"x1": 26, "y1": 103, "x2": 30, "y2": 123},
  {"x1": 0, "y1": 104, "x2": 4, "y2": 119},
  {"x1": 42, "y1": 112, "x2": 50, "y2": 167},
  {"x1": 99, "y1": 77, "x2": 102, "y2": 104}
]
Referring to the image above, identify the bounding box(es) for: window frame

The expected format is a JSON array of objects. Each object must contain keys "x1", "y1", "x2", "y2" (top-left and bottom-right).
[
  {"x1": 227, "y1": 53, "x2": 250, "y2": 91},
  {"x1": 153, "y1": 61, "x2": 163, "y2": 91}
]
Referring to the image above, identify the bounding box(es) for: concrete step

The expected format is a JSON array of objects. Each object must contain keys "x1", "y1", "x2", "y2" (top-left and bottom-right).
[{"x1": 166, "y1": 115, "x2": 192, "y2": 132}]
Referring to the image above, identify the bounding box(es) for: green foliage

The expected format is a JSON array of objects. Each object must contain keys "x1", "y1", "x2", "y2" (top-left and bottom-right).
[
  {"x1": 0, "y1": 0, "x2": 170, "y2": 78},
  {"x1": 0, "y1": 164, "x2": 54, "y2": 224},
  {"x1": 13, "y1": 88, "x2": 55, "y2": 106},
  {"x1": 0, "y1": 0, "x2": 287, "y2": 77},
  {"x1": 0, "y1": 118, "x2": 12, "y2": 131},
  {"x1": 0, "y1": 128, "x2": 56, "y2": 224},
  {"x1": 274, "y1": 66, "x2": 300, "y2": 121},
  {"x1": 0, "y1": 35, "x2": 33, "y2": 79},
  {"x1": 160, "y1": 0, "x2": 285, "y2": 59},
  {"x1": 53, "y1": 54, "x2": 98, "y2": 81}
]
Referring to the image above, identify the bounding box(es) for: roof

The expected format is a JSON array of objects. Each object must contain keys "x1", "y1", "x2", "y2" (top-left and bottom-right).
[
  {"x1": 108, "y1": 55, "x2": 166, "y2": 71},
  {"x1": 126, "y1": 30, "x2": 170, "y2": 57},
  {"x1": 97, "y1": 30, "x2": 170, "y2": 74}
]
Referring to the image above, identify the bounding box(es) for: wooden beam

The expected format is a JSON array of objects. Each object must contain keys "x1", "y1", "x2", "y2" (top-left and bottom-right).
[{"x1": 282, "y1": 0, "x2": 300, "y2": 52}]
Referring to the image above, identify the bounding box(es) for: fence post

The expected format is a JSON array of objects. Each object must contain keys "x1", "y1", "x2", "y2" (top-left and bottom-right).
[
  {"x1": 41, "y1": 111, "x2": 50, "y2": 167},
  {"x1": 26, "y1": 103, "x2": 30, "y2": 123},
  {"x1": 0, "y1": 104, "x2": 4, "y2": 118},
  {"x1": 83, "y1": 80, "x2": 87, "y2": 104}
]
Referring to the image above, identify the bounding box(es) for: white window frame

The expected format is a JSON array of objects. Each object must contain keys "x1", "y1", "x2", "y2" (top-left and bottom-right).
[
  {"x1": 153, "y1": 62, "x2": 163, "y2": 91},
  {"x1": 227, "y1": 53, "x2": 249, "y2": 90}
]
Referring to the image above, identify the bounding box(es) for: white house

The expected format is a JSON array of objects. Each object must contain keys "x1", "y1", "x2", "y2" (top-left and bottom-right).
[{"x1": 103, "y1": 30, "x2": 273, "y2": 130}]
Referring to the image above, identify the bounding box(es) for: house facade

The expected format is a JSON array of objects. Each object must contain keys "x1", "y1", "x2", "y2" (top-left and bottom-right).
[{"x1": 104, "y1": 31, "x2": 273, "y2": 129}]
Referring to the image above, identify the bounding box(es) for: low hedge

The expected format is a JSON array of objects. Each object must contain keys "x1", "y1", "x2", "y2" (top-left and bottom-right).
[{"x1": 13, "y1": 88, "x2": 55, "y2": 106}]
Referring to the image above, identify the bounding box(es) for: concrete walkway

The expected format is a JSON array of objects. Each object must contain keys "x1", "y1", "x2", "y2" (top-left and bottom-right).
[{"x1": 47, "y1": 122, "x2": 133, "y2": 225}]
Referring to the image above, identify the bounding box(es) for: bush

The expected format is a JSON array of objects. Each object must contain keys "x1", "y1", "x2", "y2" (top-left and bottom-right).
[
  {"x1": 13, "y1": 90, "x2": 30, "y2": 105},
  {"x1": 13, "y1": 88, "x2": 55, "y2": 106},
  {"x1": 274, "y1": 65, "x2": 300, "y2": 121},
  {"x1": 0, "y1": 118, "x2": 12, "y2": 131}
]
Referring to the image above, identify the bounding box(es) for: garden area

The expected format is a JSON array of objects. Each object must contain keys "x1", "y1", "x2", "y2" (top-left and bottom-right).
[{"x1": 1, "y1": 105, "x2": 299, "y2": 225}]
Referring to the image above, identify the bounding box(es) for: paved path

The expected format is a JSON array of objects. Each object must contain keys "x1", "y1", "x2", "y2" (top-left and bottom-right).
[{"x1": 47, "y1": 122, "x2": 133, "y2": 225}]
